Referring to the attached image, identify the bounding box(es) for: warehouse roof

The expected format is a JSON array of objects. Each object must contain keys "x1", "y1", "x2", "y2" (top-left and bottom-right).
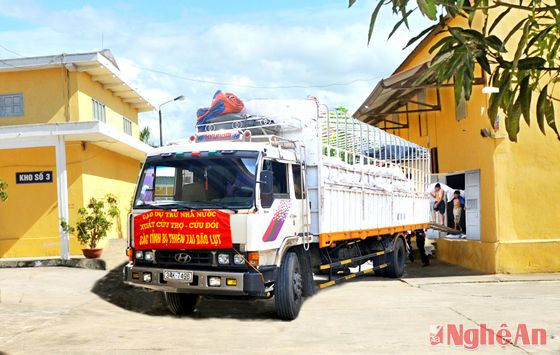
[
  {"x1": 0, "y1": 50, "x2": 154, "y2": 112},
  {"x1": 353, "y1": 62, "x2": 440, "y2": 125}
]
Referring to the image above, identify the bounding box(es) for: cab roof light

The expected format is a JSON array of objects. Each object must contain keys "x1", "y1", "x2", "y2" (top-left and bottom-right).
[
  {"x1": 208, "y1": 151, "x2": 219, "y2": 156},
  {"x1": 191, "y1": 151, "x2": 201, "y2": 157}
]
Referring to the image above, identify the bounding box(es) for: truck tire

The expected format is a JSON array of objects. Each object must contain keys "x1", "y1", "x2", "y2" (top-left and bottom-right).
[
  {"x1": 386, "y1": 238, "x2": 406, "y2": 278},
  {"x1": 164, "y1": 292, "x2": 199, "y2": 315},
  {"x1": 275, "y1": 251, "x2": 304, "y2": 320}
]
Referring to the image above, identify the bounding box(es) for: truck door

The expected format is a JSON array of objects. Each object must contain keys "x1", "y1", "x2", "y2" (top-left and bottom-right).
[
  {"x1": 290, "y1": 163, "x2": 307, "y2": 236},
  {"x1": 260, "y1": 160, "x2": 295, "y2": 245}
]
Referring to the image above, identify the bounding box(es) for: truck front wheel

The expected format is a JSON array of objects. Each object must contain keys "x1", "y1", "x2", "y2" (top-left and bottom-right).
[
  {"x1": 386, "y1": 238, "x2": 406, "y2": 278},
  {"x1": 164, "y1": 292, "x2": 199, "y2": 315},
  {"x1": 274, "y1": 251, "x2": 303, "y2": 320}
]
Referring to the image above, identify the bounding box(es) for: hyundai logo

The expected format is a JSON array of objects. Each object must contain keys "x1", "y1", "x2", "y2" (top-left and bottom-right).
[{"x1": 174, "y1": 253, "x2": 192, "y2": 263}]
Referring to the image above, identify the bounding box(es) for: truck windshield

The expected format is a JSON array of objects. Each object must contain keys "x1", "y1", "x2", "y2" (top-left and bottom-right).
[{"x1": 134, "y1": 152, "x2": 258, "y2": 210}]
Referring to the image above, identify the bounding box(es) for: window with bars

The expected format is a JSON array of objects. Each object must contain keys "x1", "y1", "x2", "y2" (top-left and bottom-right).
[
  {"x1": 0, "y1": 93, "x2": 24, "y2": 117},
  {"x1": 92, "y1": 99, "x2": 106, "y2": 122},
  {"x1": 123, "y1": 117, "x2": 132, "y2": 135}
]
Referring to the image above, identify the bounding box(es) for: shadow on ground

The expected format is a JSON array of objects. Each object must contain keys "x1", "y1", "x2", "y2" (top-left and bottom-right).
[
  {"x1": 91, "y1": 262, "x2": 276, "y2": 320},
  {"x1": 91, "y1": 256, "x2": 483, "y2": 319},
  {"x1": 91, "y1": 262, "x2": 169, "y2": 316}
]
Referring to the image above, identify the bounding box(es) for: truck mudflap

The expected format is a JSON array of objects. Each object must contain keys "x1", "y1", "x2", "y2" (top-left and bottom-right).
[{"x1": 123, "y1": 263, "x2": 277, "y2": 297}]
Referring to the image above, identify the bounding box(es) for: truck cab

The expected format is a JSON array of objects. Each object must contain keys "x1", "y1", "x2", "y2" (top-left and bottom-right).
[{"x1": 124, "y1": 131, "x2": 313, "y2": 318}]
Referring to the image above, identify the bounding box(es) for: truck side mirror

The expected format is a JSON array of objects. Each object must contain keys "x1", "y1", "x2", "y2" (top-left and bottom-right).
[{"x1": 259, "y1": 170, "x2": 273, "y2": 195}]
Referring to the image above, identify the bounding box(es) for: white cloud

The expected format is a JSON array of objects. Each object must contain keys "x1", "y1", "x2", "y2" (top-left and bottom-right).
[{"x1": 0, "y1": 1, "x2": 431, "y2": 143}]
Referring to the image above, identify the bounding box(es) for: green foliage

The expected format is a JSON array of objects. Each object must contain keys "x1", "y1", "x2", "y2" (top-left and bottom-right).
[
  {"x1": 60, "y1": 194, "x2": 120, "y2": 249},
  {"x1": 139, "y1": 126, "x2": 154, "y2": 146},
  {"x1": 351, "y1": 0, "x2": 560, "y2": 141},
  {"x1": 0, "y1": 179, "x2": 7, "y2": 202}
]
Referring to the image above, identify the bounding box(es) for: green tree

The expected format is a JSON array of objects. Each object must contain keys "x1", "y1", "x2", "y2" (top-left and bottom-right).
[
  {"x1": 351, "y1": 0, "x2": 560, "y2": 141},
  {"x1": 0, "y1": 179, "x2": 7, "y2": 202},
  {"x1": 139, "y1": 126, "x2": 153, "y2": 146}
]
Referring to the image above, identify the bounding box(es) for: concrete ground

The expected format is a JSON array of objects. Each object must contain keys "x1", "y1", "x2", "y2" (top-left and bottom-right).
[{"x1": 0, "y1": 244, "x2": 559, "y2": 354}]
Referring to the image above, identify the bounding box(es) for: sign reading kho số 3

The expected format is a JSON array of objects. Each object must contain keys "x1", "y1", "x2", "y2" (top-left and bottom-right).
[
  {"x1": 16, "y1": 171, "x2": 53, "y2": 184},
  {"x1": 133, "y1": 209, "x2": 232, "y2": 250}
]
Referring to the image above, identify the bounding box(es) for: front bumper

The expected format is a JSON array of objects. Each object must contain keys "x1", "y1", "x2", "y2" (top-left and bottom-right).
[{"x1": 123, "y1": 263, "x2": 276, "y2": 297}]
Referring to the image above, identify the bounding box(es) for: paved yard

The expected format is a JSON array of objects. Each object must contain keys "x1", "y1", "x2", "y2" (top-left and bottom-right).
[{"x1": 0, "y1": 258, "x2": 559, "y2": 354}]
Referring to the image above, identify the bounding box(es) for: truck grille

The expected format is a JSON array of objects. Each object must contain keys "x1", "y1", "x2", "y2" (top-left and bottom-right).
[
  {"x1": 155, "y1": 250, "x2": 213, "y2": 267},
  {"x1": 133, "y1": 248, "x2": 249, "y2": 271}
]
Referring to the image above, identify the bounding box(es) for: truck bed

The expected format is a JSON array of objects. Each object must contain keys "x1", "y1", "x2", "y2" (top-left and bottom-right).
[{"x1": 256, "y1": 98, "x2": 432, "y2": 242}]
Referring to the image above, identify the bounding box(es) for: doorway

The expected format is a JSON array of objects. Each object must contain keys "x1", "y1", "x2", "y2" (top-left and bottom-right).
[
  {"x1": 431, "y1": 169, "x2": 481, "y2": 240},
  {"x1": 445, "y1": 173, "x2": 466, "y2": 233}
]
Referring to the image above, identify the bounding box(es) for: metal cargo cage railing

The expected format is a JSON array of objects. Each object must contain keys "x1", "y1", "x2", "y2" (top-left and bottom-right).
[{"x1": 319, "y1": 108, "x2": 430, "y2": 195}]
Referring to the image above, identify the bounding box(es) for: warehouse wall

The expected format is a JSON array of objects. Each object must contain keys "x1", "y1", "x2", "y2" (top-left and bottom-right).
[
  {"x1": 384, "y1": 11, "x2": 560, "y2": 273},
  {"x1": 0, "y1": 144, "x2": 83, "y2": 257},
  {"x1": 0, "y1": 68, "x2": 75, "y2": 126},
  {"x1": 75, "y1": 71, "x2": 140, "y2": 139},
  {"x1": 79, "y1": 144, "x2": 140, "y2": 251}
]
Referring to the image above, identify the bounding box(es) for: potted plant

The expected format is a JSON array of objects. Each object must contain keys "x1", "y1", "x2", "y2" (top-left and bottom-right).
[{"x1": 61, "y1": 194, "x2": 120, "y2": 259}]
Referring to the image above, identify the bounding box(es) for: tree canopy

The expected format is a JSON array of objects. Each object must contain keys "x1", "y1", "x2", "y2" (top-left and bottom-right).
[
  {"x1": 351, "y1": 0, "x2": 560, "y2": 141},
  {"x1": 139, "y1": 126, "x2": 153, "y2": 146}
]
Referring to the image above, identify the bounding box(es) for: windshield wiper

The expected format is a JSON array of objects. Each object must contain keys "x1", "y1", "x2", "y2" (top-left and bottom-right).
[
  {"x1": 202, "y1": 202, "x2": 240, "y2": 214},
  {"x1": 135, "y1": 201, "x2": 242, "y2": 213},
  {"x1": 134, "y1": 201, "x2": 205, "y2": 210}
]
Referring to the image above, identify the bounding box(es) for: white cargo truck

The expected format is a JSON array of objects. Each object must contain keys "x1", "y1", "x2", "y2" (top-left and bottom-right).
[{"x1": 124, "y1": 98, "x2": 431, "y2": 320}]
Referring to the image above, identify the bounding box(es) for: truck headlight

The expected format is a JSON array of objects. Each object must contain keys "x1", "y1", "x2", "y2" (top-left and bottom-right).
[
  {"x1": 218, "y1": 253, "x2": 230, "y2": 265},
  {"x1": 144, "y1": 251, "x2": 154, "y2": 262},
  {"x1": 142, "y1": 272, "x2": 152, "y2": 282},
  {"x1": 135, "y1": 250, "x2": 144, "y2": 260},
  {"x1": 208, "y1": 276, "x2": 221, "y2": 287},
  {"x1": 233, "y1": 254, "x2": 245, "y2": 265}
]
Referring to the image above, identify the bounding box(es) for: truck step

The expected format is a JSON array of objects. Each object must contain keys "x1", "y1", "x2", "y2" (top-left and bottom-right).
[
  {"x1": 319, "y1": 263, "x2": 389, "y2": 289},
  {"x1": 319, "y1": 250, "x2": 386, "y2": 270}
]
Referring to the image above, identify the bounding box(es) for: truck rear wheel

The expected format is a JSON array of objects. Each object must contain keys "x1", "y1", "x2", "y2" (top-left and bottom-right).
[
  {"x1": 164, "y1": 292, "x2": 199, "y2": 315},
  {"x1": 275, "y1": 251, "x2": 303, "y2": 320},
  {"x1": 386, "y1": 238, "x2": 406, "y2": 278}
]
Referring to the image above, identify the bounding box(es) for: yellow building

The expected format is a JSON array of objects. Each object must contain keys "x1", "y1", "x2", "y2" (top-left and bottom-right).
[
  {"x1": 354, "y1": 14, "x2": 560, "y2": 274},
  {"x1": 0, "y1": 50, "x2": 154, "y2": 259}
]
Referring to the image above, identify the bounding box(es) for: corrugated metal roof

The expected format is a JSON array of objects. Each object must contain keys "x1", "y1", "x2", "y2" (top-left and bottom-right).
[{"x1": 353, "y1": 62, "x2": 439, "y2": 125}]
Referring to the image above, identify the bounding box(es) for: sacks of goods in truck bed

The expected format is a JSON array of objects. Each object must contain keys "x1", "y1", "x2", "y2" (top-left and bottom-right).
[{"x1": 322, "y1": 155, "x2": 416, "y2": 194}]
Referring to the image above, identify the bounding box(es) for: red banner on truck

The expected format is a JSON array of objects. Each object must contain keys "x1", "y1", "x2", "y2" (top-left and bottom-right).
[{"x1": 133, "y1": 209, "x2": 232, "y2": 250}]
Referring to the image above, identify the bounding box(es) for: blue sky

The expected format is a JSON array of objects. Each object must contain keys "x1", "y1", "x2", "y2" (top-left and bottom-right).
[{"x1": 0, "y1": 0, "x2": 427, "y2": 143}]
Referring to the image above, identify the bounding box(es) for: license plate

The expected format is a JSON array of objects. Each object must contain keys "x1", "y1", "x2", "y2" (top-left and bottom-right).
[{"x1": 163, "y1": 271, "x2": 193, "y2": 283}]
